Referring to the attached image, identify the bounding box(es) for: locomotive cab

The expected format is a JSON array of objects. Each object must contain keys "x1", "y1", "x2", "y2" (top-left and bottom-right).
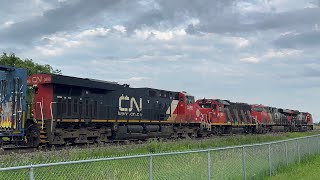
[
  {"x1": 251, "y1": 105, "x2": 269, "y2": 124},
  {"x1": 196, "y1": 99, "x2": 227, "y2": 123},
  {"x1": 306, "y1": 113, "x2": 313, "y2": 130},
  {"x1": 175, "y1": 92, "x2": 202, "y2": 122}
]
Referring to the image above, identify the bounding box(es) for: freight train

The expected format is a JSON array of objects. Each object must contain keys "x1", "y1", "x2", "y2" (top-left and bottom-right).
[{"x1": 0, "y1": 66, "x2": 314, "y2": 147}]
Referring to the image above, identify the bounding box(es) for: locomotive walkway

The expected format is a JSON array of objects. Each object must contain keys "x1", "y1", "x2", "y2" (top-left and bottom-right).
[{"x1": 0, "y1": 134, "x2": 320, "y2": 179}]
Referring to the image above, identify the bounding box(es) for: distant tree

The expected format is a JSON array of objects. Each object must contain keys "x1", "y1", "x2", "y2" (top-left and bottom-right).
[
  {"x1": 0, "y1": 52, "x2": 62, "y2": 104},
  {"x1": 0, "y1": 52, "x2": 61, "y2": 75}
]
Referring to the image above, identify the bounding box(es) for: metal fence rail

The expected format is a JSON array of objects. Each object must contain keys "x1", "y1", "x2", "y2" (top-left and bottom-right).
[{"x1": 1, "y1": 134, "x2": 320, "y2": 180}]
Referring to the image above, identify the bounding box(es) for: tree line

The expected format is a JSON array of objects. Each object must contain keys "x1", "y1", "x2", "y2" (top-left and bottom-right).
[{"x1": 0, "y1": 52, "x2": 61, "y2": 75}]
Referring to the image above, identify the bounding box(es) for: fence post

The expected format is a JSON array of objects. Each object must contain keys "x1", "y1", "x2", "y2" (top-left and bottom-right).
[
  {"x1": 149, "y1": 155, "x2": 153, "y2": 180},
  {"x1": 318, "y1": 136, "x2": 320, "y2": 153},
  {"x1": 29, "y1": 165, "x2": 34, "y2": 180},
  {"x1": 285, "y1": 142, "x2": 288, "y2": 166},
  {"x1": 268, "y1": 144, "x2": 272, "y2": 176},
  {"x1": 207, "y1": 150, "x2": 211, "y2": 180},
  {"x1": 242, "y1": 146, "x2": 247, "y2": 180},
  {"x1": 297, "y1": 139, "x2": 300, "y2": 163},
  {"x1": 308, "y1": 138, "x2": 311, "y2": 155}
]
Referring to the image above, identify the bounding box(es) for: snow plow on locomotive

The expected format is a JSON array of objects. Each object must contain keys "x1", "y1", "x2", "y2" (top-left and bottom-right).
[{"x1": 0, "y1": 66, "x2": 314, "y2": 148}]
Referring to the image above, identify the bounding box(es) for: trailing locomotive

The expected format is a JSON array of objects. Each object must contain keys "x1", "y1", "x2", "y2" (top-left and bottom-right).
[
  {"x1": 0, "y1": 66, "x2": 26, "y2": 144},
  {"x1": 0, "y1": 66, "x2": 314, "y2": 147}
]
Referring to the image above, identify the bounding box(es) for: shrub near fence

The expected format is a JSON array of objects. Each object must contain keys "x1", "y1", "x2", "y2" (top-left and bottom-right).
[{"x1": 1, "y1": 134, "x2": 320, "y2": 180}]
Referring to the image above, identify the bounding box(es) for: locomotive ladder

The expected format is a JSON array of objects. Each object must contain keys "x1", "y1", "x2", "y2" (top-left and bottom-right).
[
  {"x1": 36, "y1": 119, "x2": 48, "y2": 144},
  {"x1": 201, "y1": 114, "x2": 211, "y2": 132},
  {"x1": 35, "y1": 100, "x2": 48, "y2": 144}
]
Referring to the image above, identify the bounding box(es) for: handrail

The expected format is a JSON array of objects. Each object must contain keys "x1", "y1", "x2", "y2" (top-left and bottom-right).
[
  {"x1": 50, "y1": 102, "x2": 57, "y2": 133},
  {"x1": 36, "y1": 101, "x2": 44, "y2": 130}
]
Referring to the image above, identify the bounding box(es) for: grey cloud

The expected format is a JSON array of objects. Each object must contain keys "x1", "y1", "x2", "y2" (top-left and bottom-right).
[
  {"x1": 124, "y1": 1, "x2": 320, "y2": 36},
  {"x1": 254, "y1": 8, "x2": 320, "y2": 30},
  {"x1": 0, "y1": 0, "x2": 124, "y2": 44},
  {"x1": 125, "y1": 0, "x2": 237, "y2": 32},
  {"x1": 0, "y1": 0, "x2": 60, "y2": 26},
  {"x1": 3, "y1": 0, "x2": 319, "y2": 44},
  {"x1": 274, "y1": 31, "x2": 320, "y2": 48},
  {"x1": 122, "y1": 0, "x2": 320, "y2": 34},
  {"x1": 189, "y1": 7, "x2": 320, "y2": 34},
  {"x1": 303, "y1": 67, "x2": 320, "y2": 77}
]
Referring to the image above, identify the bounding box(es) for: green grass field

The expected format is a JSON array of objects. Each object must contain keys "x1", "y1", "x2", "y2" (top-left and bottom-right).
[
  {"x1": 267, "y1": 154, "x2": 320, "y2": 180},
  {"x1": 0, "y1": 131, "x2": 319, "y2": 179}
]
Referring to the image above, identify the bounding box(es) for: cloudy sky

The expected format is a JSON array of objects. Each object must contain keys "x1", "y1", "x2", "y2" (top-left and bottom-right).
[{"x1": 1, "y1": 0, "x2": 319, "y2": 122}]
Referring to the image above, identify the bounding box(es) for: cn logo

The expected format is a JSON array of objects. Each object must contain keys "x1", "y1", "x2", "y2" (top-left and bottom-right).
[
  {"x1": 32, "y1": 76, "x2": 42, "y2": 83},
  {"x1": 27, "y1": 75, "x2": 51, "y2": 84},
  {"x1": 119, "y1": 95, "x2": 142, "y2": 112}
]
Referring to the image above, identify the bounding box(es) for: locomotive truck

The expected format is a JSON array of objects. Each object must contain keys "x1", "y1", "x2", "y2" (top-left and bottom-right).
[{"x1": 0, "y1": 65, "x2": 314, "y2": 148}]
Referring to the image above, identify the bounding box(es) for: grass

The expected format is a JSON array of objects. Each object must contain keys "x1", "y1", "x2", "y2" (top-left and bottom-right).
[
  {"x1": 266, "y1": 154, "x2": 320, "y2": 180},
  {"x1": 0, "y1": 131, "x2": 318, "y2": 168},
  {"x1": 0, "y1": 147, "x2": 265, "y2": 180},
  {"x1": 0, "y1": 131, "x2": 319, "y2": 179},
  {"x1": 313, "y1": 125, "x2": 320, "y2": 131}
]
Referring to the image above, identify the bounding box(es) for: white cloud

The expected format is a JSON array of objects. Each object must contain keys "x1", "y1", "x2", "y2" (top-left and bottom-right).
[
  {"x1": 46, "y1": 34, "x2": 83, "y2": 47},
  {"x1": 113, "y1": 25, "x2": 126, "y2": 33},
  {"x1": 263, "y1": 49, "x2": 303, "y2": 58},
  {"x1": 119, "y1": 76, "x2": 150, "y2": 83},
  {"x1": 280, "y1": 31, "x2": 300, "y2": 36},
  {"x1": 35, "y1": 46, "x2": 64, "y2": 56},
  {"x1": 188, "y1": 18, "x2": 200, "y2": 26},
  {"x1": 63, "y1": 40, "x2": 82, "y2": 48},
  {"x1": 153, "y1": 30, "x2": 186, "y2": 40},
  {"x1": 27, "y1": 33, "x2": 84, "y2": 57},
  {"x1": 3, "y1": 21, "x2": 15, "y2": 27},
  {"x1": 134, "y1": 28, "x2": 187, "y2": 40},
  {"x1": 222, "y1": 36, "x2": 250, "y2": 48},
  {"x1": 240, "y1": 56, "x2": 260, "y2": 64},
  {"x1": 76, "y1": 28, "x2": 110, "y2": 39},
  {"x1": 236, "y1": 0, "x2": 314, "y2": 14},
  {"x1": 236, "y1": 1, "x2": 274, "y2": 13},
  {"x1": 239, "y1": 49, "x2": 302, "y2": 65}
]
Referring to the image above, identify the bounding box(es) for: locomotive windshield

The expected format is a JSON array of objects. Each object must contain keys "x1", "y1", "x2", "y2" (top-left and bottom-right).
[
  {"x1": 199, "y1": 102, "x2": 211, "y2": 108},
  {"x1": 253, "y1": 107, "x2": 263, "y2": 112},
  {"x1": 186, "y1": 96, "x2": 195, "y2": 104}
]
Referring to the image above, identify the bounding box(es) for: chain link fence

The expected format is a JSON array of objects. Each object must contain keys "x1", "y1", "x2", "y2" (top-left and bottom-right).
[{"x1": 1, "y1": 134, "x2": 320, "y2": 180}]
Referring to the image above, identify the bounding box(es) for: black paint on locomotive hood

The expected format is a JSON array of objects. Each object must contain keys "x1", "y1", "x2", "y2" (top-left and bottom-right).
[
  {"x1": 50, "y1": 73, "x2": 181, "y2": 121},
  {"x1": 50, "y1": 74, "x2": 122, "y2": 90},
  {"x1": 106, "y1": 87, "x2": 180, "y2": 120},
  {"x1": 223, "y1": 101, "x2": 252, "y2": 123}
]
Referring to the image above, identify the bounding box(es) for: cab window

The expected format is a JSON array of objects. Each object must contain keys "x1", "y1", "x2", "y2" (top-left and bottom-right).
[
  {"x1": 253, "y1": 107, "x2": 263, "y2": 112},
  {"x1": 212, "y1": 104, "x2": 216, "y2": 110},
  {"x1": 186, "y1": 96, "x2": 195, "y2": 104}
]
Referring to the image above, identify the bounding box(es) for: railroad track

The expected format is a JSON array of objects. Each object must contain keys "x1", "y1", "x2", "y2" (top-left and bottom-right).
[{"x1": 1, "y1": 131, "x2": 309, "y2": 155}]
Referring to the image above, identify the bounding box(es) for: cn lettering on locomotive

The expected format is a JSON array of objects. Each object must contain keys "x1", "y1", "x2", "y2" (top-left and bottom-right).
[{"x1": 118, "y1": 95, "x2": 142, "y2": 116}]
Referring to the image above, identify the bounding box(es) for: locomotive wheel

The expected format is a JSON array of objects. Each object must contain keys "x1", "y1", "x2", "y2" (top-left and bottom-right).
[{"x1": 25, "y1": 121, "x2": 41, "y2": 147}]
